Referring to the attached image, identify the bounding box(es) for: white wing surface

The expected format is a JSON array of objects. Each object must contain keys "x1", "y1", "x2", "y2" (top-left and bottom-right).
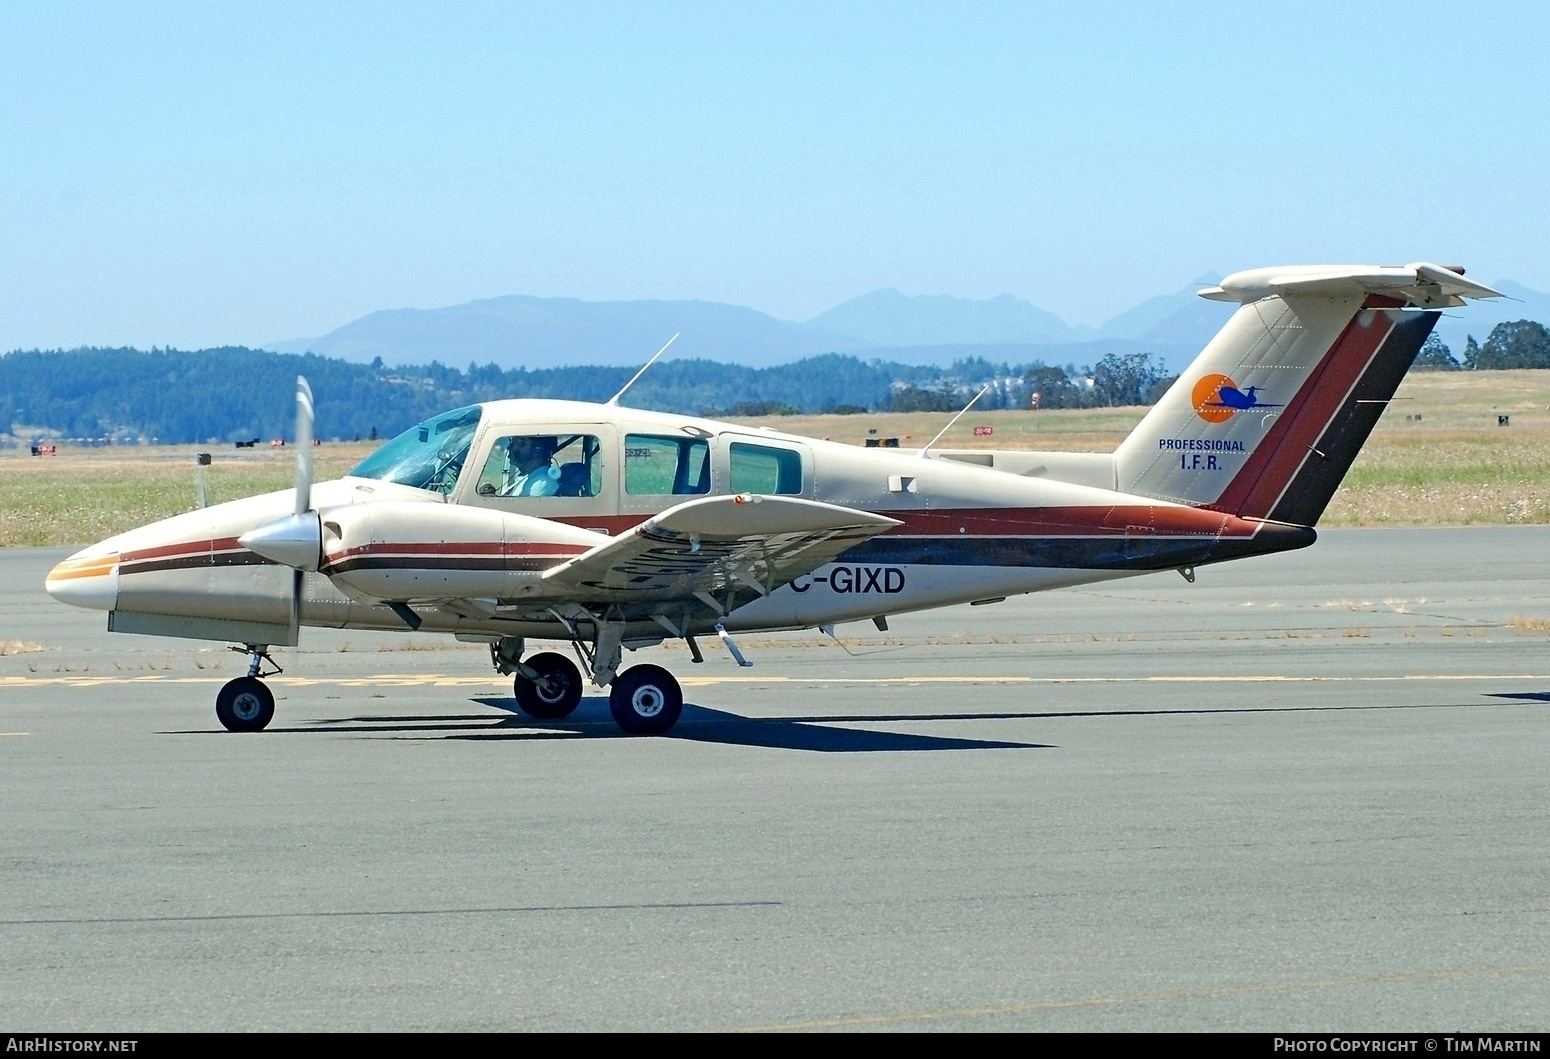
[{"x1": 542, "y1": 494, "x2": 900, "y2": 605}]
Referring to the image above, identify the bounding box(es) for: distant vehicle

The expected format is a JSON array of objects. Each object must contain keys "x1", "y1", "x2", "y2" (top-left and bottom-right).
[
  {"x1": 30, "y1": 444, "x2": 56, "y2": 456},
  {"x1": 46, "y1": 263, "x2": 1500, "y2": 736}
]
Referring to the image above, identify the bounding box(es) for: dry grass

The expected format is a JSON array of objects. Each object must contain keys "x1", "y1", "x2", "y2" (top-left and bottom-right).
[
  {"x1": 5, "y1": 370, "x2": 1550, "y2": 546},
  {"x1": 0, "y1": 443, "x2": 372, "y2": 547},
  {"x1": 0, "y1": 640, "x2": 46, "y2": 655}
]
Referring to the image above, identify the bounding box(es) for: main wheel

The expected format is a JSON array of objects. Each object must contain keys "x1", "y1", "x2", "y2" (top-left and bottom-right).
[
  {"x1": 216, "y1": 677, "x2": 275, "y2": 732},
  {"x1": 514, "y1": 651, "x2": 584, "y2": 719},
  {"x1": 608, "y1": 664, "x2": 683, "y2": 735}
]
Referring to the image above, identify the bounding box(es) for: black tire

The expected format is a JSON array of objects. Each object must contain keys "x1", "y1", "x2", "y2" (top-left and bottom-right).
[
  {"x1": 216, "y1": 677, "x2": 275, "y2": 732},
  {"x1": 514, "y1": 652, "x2": 584, "y2": 719},
  {"x1": 608, "y1": 664, "x2": 683, "y2": 735}
]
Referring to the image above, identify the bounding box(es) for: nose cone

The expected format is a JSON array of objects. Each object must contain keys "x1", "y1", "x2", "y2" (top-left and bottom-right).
[{"x1": 45, "y1": 549, "x2": 121, "y2": 611}]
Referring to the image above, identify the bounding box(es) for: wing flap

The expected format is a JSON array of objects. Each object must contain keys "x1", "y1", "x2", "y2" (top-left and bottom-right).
[{"x1": 542, "y1": 494, "x2": 900, "y2": 603}]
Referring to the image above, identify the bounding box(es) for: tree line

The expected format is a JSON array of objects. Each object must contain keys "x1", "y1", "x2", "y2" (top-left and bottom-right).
[
  {"x1": 4, "y1": 322, "x2": 1544, "y2": 444},
  {"x1": 1410, "y1": 321, "x2": 1550, "y2": 371},
  {"x1": 0, "y1": 345, "x2": 1185, "y2": 444}
]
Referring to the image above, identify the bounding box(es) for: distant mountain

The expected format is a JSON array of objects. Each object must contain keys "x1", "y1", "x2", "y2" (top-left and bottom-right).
[
  {"x1": 807, "y1": 288, "x2": 1078, "y2": 346},
  {"x1": 1097, "y1": 273, "x2": 1233, "y2": 353},
  {"x1": 264, "y1": 295, "x2": 867, "y2": 370},
  {"x1": 261, "y1": 270, "x2": 1547, "y2": 376}
]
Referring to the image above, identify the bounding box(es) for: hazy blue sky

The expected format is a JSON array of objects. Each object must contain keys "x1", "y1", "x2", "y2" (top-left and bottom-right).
[{"x1": 2, "y1": 2, "x2": 1546, "y2": 350}]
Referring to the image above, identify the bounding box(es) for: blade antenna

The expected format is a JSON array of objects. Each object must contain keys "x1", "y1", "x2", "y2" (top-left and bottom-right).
[
  {"x1": 918, "y1": 383, "x2": 992, "y2": 458},
  {"x1": 606, "y1": 333, "x2": 680, "y2": 406}
]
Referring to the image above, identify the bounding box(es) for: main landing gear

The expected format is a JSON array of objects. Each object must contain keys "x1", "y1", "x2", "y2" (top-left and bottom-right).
[
  {"x1": 492, "y1": 636, "x2": 685, "y2": 735},
  {"x1": 215, "y1": 645, "x2": 280, "y2": 732},
  {"x1": 511, "y1": 651, "x2": 584, "y2": 719},
  {"x1": 607, "y1": 664, "x2": 683, "y2": 735}
]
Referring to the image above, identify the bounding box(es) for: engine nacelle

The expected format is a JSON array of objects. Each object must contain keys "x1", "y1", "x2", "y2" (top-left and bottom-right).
[{"x1": 317, "y1": 501, "x2": 602, "y2": 603}]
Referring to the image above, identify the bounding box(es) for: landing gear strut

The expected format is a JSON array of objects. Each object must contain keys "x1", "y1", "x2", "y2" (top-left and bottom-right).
[{"x1": 216, "y1": 645, "x2": 279, "y2": 732}]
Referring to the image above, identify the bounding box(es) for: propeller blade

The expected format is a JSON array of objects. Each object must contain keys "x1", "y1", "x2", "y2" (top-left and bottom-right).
[
  {"x1": 290, "y1": 375, "x2": 316, "y2": 642},
  {"x1": 295, "y1": 375, "x2": 314, "y2": 517}
]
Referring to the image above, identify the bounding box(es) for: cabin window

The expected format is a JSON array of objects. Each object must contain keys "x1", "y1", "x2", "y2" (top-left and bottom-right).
[
  {"x1": 474, "y1": 433, "x2": 602, "y2": 498},
  {"x1": 348, "y1": 405, "x2": 483, "y2": 495},
  {"x1": 729, "y1": 442, "x2": 803, "y2": 495},
  {"x1": 624, "y1": 434, "x2": 710, "y2": 496}
]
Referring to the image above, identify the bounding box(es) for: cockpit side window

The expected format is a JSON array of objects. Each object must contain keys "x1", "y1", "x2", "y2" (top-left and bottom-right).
[
  {"x1": 624, "y1": 434, "x2": 710, "y2": 496},
  {"x1": 348, "y1": 406, "x2": 483, "y2": 495},
  {"x1": 474, "y1": 433, "x2": 602, "y2": 499},
  {"x1": 729, "y1": 441, "x2": 803, "y2": 495}
]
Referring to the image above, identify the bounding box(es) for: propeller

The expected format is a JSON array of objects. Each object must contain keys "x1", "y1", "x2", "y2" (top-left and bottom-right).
[
  {"x1": 295, "y1": 376, "x2": 313, "y2": 516},
  {"x1": 237, "y1": 376, "x2": 324, "y2": 638}
]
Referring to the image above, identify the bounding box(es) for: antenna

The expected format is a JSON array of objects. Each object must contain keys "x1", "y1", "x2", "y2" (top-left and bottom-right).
[
  {"x1": 606, "y1": 333, "x2": 680, "y2": 406},
  {"x1": 919, "y1": 384, "x2": 992, "y2": 458}
]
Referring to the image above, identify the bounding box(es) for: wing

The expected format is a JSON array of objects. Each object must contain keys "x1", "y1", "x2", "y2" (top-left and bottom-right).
[{"x1": 541, "y1": 494, "x2": 900, "y2": 608}]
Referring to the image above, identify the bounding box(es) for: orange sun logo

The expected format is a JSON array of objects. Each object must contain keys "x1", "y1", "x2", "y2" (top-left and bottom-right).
[{"x1": 1192, "y1": 373, "x2": 1236, "y2": 423}]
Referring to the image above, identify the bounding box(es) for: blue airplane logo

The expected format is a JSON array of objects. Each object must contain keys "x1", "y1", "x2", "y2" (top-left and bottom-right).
[{"x1": 1204, "y1": 384, "x2": 1282, "y2": 411}]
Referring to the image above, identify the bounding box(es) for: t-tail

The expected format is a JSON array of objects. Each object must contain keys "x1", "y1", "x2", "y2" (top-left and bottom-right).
[{"x1": 1114, "y1": 262, "x2": 1501, "y2": 527}]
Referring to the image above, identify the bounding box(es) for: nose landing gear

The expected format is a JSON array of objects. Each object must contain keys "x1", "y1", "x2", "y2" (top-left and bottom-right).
[{"x1": 216, "y1": 645, "x2": 280, "y2": 732}]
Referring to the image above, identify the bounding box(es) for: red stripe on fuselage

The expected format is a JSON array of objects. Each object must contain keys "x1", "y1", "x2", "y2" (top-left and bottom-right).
[
  {"x1": 881, "y1": 505, "x2": 1258, "y2": 538},
  {"x1": 554, "y1": 507, "x2": 1257, "y2": 539},
  {"x1": 1211, "y1": 301, "x2": 1395, "y2": 520},
  {"x1": 118, "y1": 504, "x2": 1266, "y2": 576},
  {"x1": 326, "y1": 541, "x2": 590, "y2": 560}
]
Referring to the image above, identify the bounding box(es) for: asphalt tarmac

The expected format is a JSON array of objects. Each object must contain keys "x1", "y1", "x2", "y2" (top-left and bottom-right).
[{"x1": 2, "y1": 527, "x2": 1549, "y2": 1031}]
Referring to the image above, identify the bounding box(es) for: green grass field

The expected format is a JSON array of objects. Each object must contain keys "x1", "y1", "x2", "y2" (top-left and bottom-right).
[{"x1": 5, "y1": 370, "x2": 1550, "y2": 546}]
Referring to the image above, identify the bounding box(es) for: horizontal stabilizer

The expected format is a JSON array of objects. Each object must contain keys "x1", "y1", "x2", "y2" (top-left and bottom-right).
[
  {"x1": 1198, "y1": 262, "x2": 1502, "y2": 309},
  {"x1": 542, "y1": 494, "x2": 900, "y2": 603}
]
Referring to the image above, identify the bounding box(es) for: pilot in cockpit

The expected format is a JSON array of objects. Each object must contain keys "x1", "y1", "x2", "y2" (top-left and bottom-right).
[{"x1": 499, "y1": 435, "x2": 562, "y2": 497}]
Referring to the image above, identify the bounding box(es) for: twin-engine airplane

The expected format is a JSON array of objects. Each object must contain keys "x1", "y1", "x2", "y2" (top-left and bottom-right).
[{"x1": 46, "y1": 263, "x2": 1500, "y2": 735}]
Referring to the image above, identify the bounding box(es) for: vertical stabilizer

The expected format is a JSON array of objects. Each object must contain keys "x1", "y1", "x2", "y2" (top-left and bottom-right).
[{"x1": 1114, "y1": 263, "x2": 1498, "y2": 527}]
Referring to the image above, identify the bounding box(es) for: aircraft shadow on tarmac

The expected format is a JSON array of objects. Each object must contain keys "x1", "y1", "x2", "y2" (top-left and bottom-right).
[
  {"x1": 291, "y1": 696, "x2": 1051, "y2": 753},
  {"x1": 171, "y1": 693, "x2": 1535, "y2": 749}
]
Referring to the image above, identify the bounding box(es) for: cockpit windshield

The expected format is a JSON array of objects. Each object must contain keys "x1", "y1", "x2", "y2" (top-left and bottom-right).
[{"x1": 348, "y1": 405, "x2": 483, "y2": 495}]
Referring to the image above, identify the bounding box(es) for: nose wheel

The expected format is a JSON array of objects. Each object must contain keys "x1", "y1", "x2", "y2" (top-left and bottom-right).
[
  {"x1": 216, "y1": 677, "x2": 275, "y2": 732},
  {"x1": 216, "y1": 644, "x2": 281, "y2": 732},
  {"x1": 608, "y1": 664, "x2": 683, "y2": 735}
]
